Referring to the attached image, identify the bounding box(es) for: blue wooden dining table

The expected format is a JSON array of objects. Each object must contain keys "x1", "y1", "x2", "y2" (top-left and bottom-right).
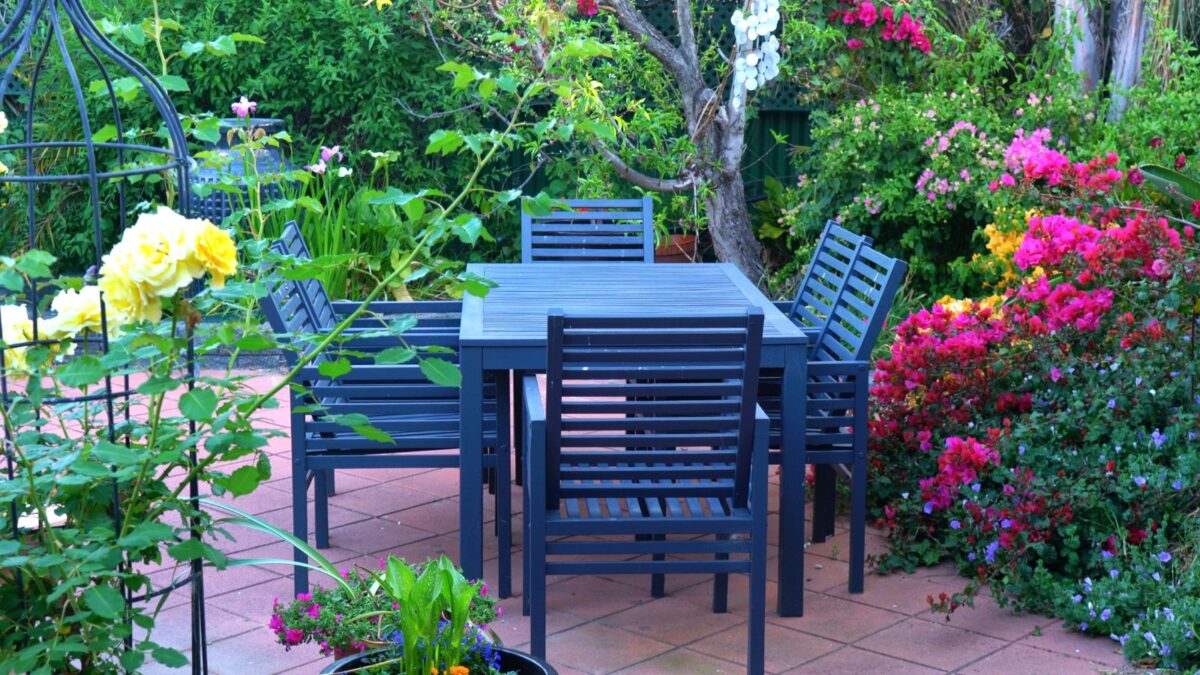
[{"x1": 458, "y1": 262, "x2": 810, "y2": 616}]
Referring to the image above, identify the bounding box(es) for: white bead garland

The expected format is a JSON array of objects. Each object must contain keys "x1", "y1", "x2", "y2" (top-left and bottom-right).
[{"x1": 730, "y1": 0, "x2": 781, "y2": 109}]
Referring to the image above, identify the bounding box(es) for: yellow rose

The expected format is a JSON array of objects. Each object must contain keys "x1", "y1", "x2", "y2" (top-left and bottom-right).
[
  {"x1": 99, "y1": 267, "x2": 163, "y2": 324},
  {"x1": 0, "y1": 304, "x2": 34, "y2": 372},
  {"x1": 99, "y1": 207, "x2": 197, "y2": 311},
  {"x1": 0, "y1": 110, "x2": 8, "y2": 134},
  {"x1": 44, "y1": 286, "x2": 116, "y2": 338},
  {"x1": 188, "y1": 220, "x2": 238, "y2": 289}
]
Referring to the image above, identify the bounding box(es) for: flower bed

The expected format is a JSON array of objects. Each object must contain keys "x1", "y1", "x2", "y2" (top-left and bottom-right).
[{"x1": 869, "y1": 131, "x2": 1200, "y2": 669}]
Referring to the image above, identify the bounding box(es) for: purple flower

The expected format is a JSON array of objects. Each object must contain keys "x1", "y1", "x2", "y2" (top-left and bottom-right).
[
  {"x1": 985, "y1": 541, "x2": 1000, "y2": 562},
  {"x1": 1100, "y1": 608, "x2": 1112, "y2": 621},
  {"x1": 971, "y1": 483, "x2": 981, "y2": 492},
  {"x1": 1136, "y1": 376, "x2": 1143, "y2": 386},
  {"x1": 1001, "y1": 518, "x2": 1012, "y2": 529},
  {"x1": 1107, "y1": 398, "x2": 1116, "y2": 409},
  {"x1": 1152, "y1": 572, "x2": 1162, "y2": 582},
  {"x1": 923, "y1": 502, "x2": 934, "y2": 515},
  {"x1": 268, "y1": 614, "x2": 284, "y2": 632},
  {"x1": 1080, "y1": 622, "x2": 1088, "y2": 631},
  {"x1": 1050, "y1": 366, "x2": 1062, "y2": 382},
  {"x1": 1151, "y1": 430, "x2": 1167, "y2": 448},
  {"x1": 1018, "y1": 445, "x2": 1026, "y2": 456},
  {"x1": 1164, "y1": 608, "x2": 1175, "y2": 620},
  {"x1": 1101, "y1": 550, "x2": 1114, "y2": 559},
  {"x1": 967, "y1": 552, "x2": 976, "y2": 561},
  {"x1": 950, "y1": 520, "x2": 961, "y2": 529},
  {"x1": 1158, "y1": 551, "x2": 1172, "y2": 563},
  {"x1": 304, "y1": 160, "x2": 328, "y2": 175},
  {"x1": 1134, "y1": 476, "x2": 1147, "y2": 487},
  {"x1": 231, "y1": 95, "x2": 257, "y2": 118},
  {"x1": 1072, "y1": 594, "x2": 1083, "y2": 603},
  {"x1": 1160, "y1": 645, "x2": 1172, "y2": 657},
  {"x1": 1110, "y1": 569, "x2": 1119, "y2": 579}
]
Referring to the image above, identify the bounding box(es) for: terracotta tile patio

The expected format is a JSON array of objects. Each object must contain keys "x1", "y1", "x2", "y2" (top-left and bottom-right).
[{"x1": 144, "y1": 372, "x2": 1126, "y2": 674}]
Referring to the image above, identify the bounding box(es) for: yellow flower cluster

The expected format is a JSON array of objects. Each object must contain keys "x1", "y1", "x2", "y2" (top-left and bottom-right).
[
  {"x1": 972, "y1": 208, "x2": 1038, "y2": 289},
  {"x1": 98, "y1": 207, "x2": 237, "y2": 325},
  {"x1": 0, "y1": 208, "x2": 236, "y2": 374},
  {"x1": 362, "y1": 0, "x2": 393, "y2": 8},
  {"x1": 935, "y1": 294, "x2": 1004, "y2": 317}
]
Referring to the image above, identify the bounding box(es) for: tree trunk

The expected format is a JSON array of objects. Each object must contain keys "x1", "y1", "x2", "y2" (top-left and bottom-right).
[
  {"x1": 706, "y1": 176, "x2": 766, "y2": 283},
  {"x1": 1055, "y1": 0, "x2": 1105, "y2": 91},
  {"x1": 1107, "y1": 0, "x2": 1152, "y2": 121}
]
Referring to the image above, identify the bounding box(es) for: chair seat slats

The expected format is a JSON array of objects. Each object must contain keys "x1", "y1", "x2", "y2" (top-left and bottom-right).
[
  {"x1": 559, "y1": 432, "x2": 737, "y2": 448},
  {"x1": 562, "y1": 400, "x2": 741, "y2": 415},
  {"x1": 562, "y1": 382, "x2": 741, "y2": 398},
  {"x1": 560, "y1": 415, "x2": 739, "y2": 432}
]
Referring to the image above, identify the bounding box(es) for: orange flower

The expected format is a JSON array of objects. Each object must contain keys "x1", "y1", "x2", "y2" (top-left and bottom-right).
[{"x1": 449, "y1": 667, "x2": 470, "y2": 675}]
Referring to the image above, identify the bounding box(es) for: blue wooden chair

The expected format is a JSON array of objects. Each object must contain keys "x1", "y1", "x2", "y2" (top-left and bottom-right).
[
  {"x1": 520, "y1": 196, "x2": 654, "y2": 263},
  {"x1": 261, "y1": 222, "x2": 512, "y2": 597},
  {"x1": 762, "y1": 221, "x2": 907, "y2": 594},
  {"x1": 521, "y1": 310, "x2": 770, "y2": 673}
]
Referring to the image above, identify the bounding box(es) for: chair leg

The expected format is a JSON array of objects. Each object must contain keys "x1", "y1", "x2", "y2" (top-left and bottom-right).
[
  {"x1": 314, "y1": 469, "x2": 330, "y2": 549},
  {"x1": 849, "y1": 458, "x2": 867, "y2": 594},
  {"x1": 512, "y1": 370, "x2": 524, "y2": 487},
  {"x1": 748, "y1": 530, "x2": 767, "y2": 675},
  {"x1": 292, "y1": 465, "x2": 309, "y2": 596},
  {"x1": 326, "y1": 469, "x2": 336, "y2": 496},
  {"x1": 812, "y1": 464, "x2": 837, "y2": 543},
  {"x1": 712, "y1": 533, "x2": 729, "y2": 614},
  {"x1": 496, "y1": 371, "x2": 513, "y2": 599},
  {"x1": 528, "y1": 509, "x2": 547, "y2": 659}
]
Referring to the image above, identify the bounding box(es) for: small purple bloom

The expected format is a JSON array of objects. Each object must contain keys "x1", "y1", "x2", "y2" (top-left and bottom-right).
[
  {"x1": 923, "y1": 502, "x2": 934, "y2": 514},
  {"x1": 967, "y1": 552, "x2": 977, "y2": 561},
  {"x1": 1100, "y1": 608, "x2": 1112, "y2": 621},
  {"x1": 231, "y1": 95, "x2": 257, "y2": 118},
  {"x1": 1134, "y1": 476, "x2": 1147, "y2": 487},
  {"x1": 1072, "y1": 594, "x2": 1083, "y2": 603},
  {"x1": 1163, "y1": 608, "x2": 1175, "y2": 620},
  {"x1": 1172, "y1": 480, "x2": 1183, "y2": 490},
  {"x1": 1101, "y1": 550, "x2": 1114, "y2": 559},
  {"x1": 1160, "y1": 645, "x2": 1172, "y2": 656},
  {"x1": 1107, "y1": 398, "x2": 1116, "y2": 409},
  {"x1": 985, "y1": 541, "x2": 1000, "y2": 562},
  {"x1": 1151, "y1": 429, "x2": 1166, "y2": 448},
  {"x1": 1136, "y1": 376, "x2": 1143, "y2": 386},
  {"x1": 1018, "y1": 445, "x2": 1026, "y2": 455},
  {"x1": 971, "y1": 483, "x2": 981, "y2": 492},
  {"x1": 1001, "y1": 518, "x2": 1012, "y2": 529},
  {"x1": 1080, "y1": 622, "x2": 1088, "y2": 631},
  {"x1": 1110, "y1": 569, "x2": 1120, "y2": 579},
  {"x1": 950, "y1": 520, "x2": 961, "y2": 529},
  {"x1": 1153, "y1": 572, "x2": 1162, "y2": 582},
  {"x1": 1158, "y1": 551, "x2": 1172, "y2": 563}
]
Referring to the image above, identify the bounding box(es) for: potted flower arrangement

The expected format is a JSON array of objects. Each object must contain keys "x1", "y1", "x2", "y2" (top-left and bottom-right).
[{"x1": 209, "y1": 503, "x2": 556, "y2": 675}]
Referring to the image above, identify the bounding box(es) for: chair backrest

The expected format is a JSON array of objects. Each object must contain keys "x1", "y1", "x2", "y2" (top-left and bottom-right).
[
  {"x1": 260, "y1": 222, "x2": 339, "y2": 364},
  {"x1": 788, "y1": 221, "x2": 906, "y2": 362},
  {"x1": 521, "y1": 197, "x2": 654, "y2": 263},
  {"x1": 543, "y1": 309, "x2": 764, "y2": 509}
]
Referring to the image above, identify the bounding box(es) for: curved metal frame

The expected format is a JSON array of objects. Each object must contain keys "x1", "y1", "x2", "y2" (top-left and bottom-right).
[{"x1": 0, "y1": 1, "x2": 206, "y2": 672}]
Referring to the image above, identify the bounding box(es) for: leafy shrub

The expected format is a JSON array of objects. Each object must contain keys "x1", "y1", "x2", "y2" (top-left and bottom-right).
[{"x1": 868, "y1": 131, "x2": 1200, "y2": 670}]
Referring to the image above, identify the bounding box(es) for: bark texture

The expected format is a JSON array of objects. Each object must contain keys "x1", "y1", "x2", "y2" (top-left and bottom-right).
[
  {"x1": 1055, "y1": 0, "x2": 1106, "y2": 91},
  {"x1": 1107, "y1": 0, "x2": 1153, "y2": 121}
]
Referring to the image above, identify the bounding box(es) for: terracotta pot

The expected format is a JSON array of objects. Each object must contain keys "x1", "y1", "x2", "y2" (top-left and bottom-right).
[
  {"x1": 654, "y1": 233, "x2": 697, "y2": 263},
  {"x1": 321, "y1": 646, "x2": 557, "y2": 675}
]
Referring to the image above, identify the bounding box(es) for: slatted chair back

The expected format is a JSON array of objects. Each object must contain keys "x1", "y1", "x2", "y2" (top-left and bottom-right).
[
  {"x1": 542, "y1": 309, "x2": 764, "y2": 511},
  {"x1": 521, "y1": 196, "x2": 654, "y2": 263},
  {"x1": 809, "y1": 244, "x2": 907, "y2": 363},
  {"x1": 787, "y1": 220, "x2": 872, "y2": 339}
]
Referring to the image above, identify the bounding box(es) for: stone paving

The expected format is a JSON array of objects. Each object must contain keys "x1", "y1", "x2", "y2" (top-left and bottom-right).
[{"x1": 145, "y1": 372, "x2": 1127, "y2": 674}]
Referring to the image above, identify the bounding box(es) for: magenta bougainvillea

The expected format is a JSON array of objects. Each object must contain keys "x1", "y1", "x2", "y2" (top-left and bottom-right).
[{"x1": 831, "y1": 0, "x2": 932, "y2": 53}]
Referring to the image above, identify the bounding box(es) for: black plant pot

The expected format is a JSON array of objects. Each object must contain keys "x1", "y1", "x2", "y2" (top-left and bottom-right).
[
  {"x1": 190, "y1": 117, "x2": 292, "y2": 223},
  {"x1": 320, "y1": 646, "x2": 557, "y2": 675}
]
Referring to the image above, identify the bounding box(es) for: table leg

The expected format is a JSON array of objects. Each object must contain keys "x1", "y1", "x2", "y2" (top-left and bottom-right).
[
  {"x1": 460, "y1": 346, "x2": 484, "y2": 582},
  {"x1": 777, "y1": 343, "x2": 806, "y2": 616}
]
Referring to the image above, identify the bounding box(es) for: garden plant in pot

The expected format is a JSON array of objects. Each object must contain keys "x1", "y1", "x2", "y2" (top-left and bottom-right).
[
  {"x1": 652, "y1": 192, "x2": 707, "y2": 263},
  {"x1": 209, "y1": 502, "x2": 555, "y2": 675}
]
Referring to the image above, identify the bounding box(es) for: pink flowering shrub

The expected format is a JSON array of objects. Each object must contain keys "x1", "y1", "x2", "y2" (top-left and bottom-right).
[
  {"x1": 831, "y1": 0, "x2": 932, "y2": 53},
  {"x1": 870, "y1": 140, "x2": 1200, "y2": 669}
]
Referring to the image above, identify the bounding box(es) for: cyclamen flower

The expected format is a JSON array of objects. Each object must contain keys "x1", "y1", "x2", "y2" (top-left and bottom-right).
[{"x1": 231, "y1": 96, "x2": 257, "y2": 118}]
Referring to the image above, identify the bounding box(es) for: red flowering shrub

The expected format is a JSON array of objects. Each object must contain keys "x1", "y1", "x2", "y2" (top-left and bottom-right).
[{"x1": 870, "y1": 136, "x2": 1200, "y2": 668}]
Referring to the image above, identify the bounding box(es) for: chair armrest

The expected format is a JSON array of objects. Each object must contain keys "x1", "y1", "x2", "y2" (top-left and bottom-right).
[
  {"x1": 522, "y1": 375, "x2": 547, "y2": 504},
  {"x1": 772, "y1": 300, "x2": 793, "y2": 315},
  {"x1": 806, "y1": 359, "x2": 871, "y2": 380}
]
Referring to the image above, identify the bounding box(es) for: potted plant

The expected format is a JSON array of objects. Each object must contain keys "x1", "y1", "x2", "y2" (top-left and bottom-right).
[
  {"x1": 210, "y1": 503, "x2": 556, "y2": 675},
  {"x1": 652, "y1": 193, "x2": 706, "y2": 263}
]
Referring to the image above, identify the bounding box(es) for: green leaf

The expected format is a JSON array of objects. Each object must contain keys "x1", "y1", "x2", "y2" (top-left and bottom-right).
[
  {"x1": 419, "y1": 358, "x2": 461, "y2": 388},
  {"x1": 426, "y1": 129, "x2": 464, "y2": 156},
  {"x1": 117, "y1": 522, "x2": 176, "y2": 550},
  {"x1": 206, "y1": 35, "x2": 237, "y2": 56},
  {"x1": 478, "y1": 77, "x2": 497, "y2": 99},
  {"x1": 82, "y1": 584, "x2": 124, "y2": 619},
  {"x1": 374, "y1": 347, "x2": 416, "y2": 365},
  {"x1": 15, "y1": 250, "x2": 55, "y2": 279},
  {"x1": 91, "y1": 124, "x2": 118, "y2": 144},
  {"x1": 223, "y1": 465, "x2": 262, "y2": 497},
  {"x1": 1139, "y1": 164, "x2": 1200, "y2": 204},
  {"x1": 137, "y1": 376, "x2": 179, "y2": 394},
  {"x1": 166, "y1": 538, "x2": 205, "y2": 561},
  {"x1": 318, "y1": 358, "x2": 352, "y2": 379},
  {"x1": 192, "y1": 116, "x2": 221, "y2": 144},
  {"x1": 58, "y1": 356, "x2": 105, "y2": 388},
  {"x1": 151, "y1": 647, "x2": 189, "y2": 668},
  {"x1": 179, "y1": 387, "x2": 218, "y2": 422},
  {"x1": 368, "y1": 188, "x2": 426, "y2": 207},
  {"x1": 180, "y1": 41, "x2": 205, "y2": 58},
  {"x1": 119, "y1": 24, "x2": 146, "y2": 46},
  {"x1": 92, "y1": 441, "x2": 140, "y2": 466},
  {"x1": 231, "y1": 33, "x2": 265, "y2": 44},
  {"x1": 436, "y1": 61, "x2": 477, "y2": 89},
  {"x1": 352, "y1": 424, "x2": 394, "y2": 445},
  {"x1": 157, "y1": 74, "x2": 189, "y2": 92},
  {"x1": 451, "y1": 216, "x2": 483, "y2": 245}
]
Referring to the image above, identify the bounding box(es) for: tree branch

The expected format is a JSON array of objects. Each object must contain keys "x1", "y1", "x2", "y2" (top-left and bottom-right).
[
  {"x1": 598, "y1": 0, "x2": 700, "y2": 93},
  {"x1": 596, "y1": 145, "x2": 695, "y2": 193},
  {"x1": 675, "y1": 0, "x2": 700, "y2": 73}
]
